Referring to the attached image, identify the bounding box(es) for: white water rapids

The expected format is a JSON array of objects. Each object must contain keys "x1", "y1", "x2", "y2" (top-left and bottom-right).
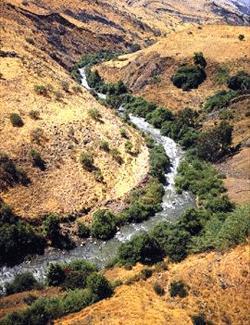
[{"x1": 0, "y1": 68, "x2": 194, "y2": 287}]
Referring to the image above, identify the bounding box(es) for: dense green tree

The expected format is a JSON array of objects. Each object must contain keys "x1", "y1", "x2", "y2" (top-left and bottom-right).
[
  {"x1": 91, "y1": 209, "x2": 117, "y2": 240},
  {"x1": 86, "y1": 273, "x2": 113, "y2": 299},
  {"x1": 6, "y1": 273, "x2": 40, "y2": 295},
  {"x1": 197, "y1": 121, "x2": 233, "y2": 162}
]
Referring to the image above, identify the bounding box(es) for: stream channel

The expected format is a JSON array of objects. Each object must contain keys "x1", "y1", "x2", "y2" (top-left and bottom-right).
[{"x1": 0, "y1": 68, "x2": 194, "y2": 286}]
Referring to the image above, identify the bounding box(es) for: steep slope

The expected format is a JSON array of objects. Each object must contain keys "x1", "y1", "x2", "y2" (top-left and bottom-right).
[
  {"x1": 110, "y1": 0, "x2": 249, "y2": 33},
  {"x1": 97, "y1": 24, "x2": 250, "y2": 111},
  {"x1": 0, "y1": 1, "x2": 149, "y2": 219},
  {"x1": 56, "y1": 244, "x2": 250, "y2": 325},
  {"x1": 1, "y1": 0, "x2": 158, "y2": 71}
]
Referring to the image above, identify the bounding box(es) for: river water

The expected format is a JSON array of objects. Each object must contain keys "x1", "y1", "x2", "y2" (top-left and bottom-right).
[{"x1": 0, "y1": 68, "x2": 194, "y2": 287}]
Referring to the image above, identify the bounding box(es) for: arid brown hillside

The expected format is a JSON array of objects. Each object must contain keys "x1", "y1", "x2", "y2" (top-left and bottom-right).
[
  {"x1": 117, "y1": 0, "x2": 250, "y2": 26},
  {"x1": 56, "y1": 244, "x2": 250, "y2": 325},
  {"x1": 0, "y1": 1, "x2": 150, "y2": 219},
  {"x1": 97, "y1": 24, "x2": 250, "y2": 111},
  {"x1": 1, "y1": 0, "x2": 158, "y2": 71}
]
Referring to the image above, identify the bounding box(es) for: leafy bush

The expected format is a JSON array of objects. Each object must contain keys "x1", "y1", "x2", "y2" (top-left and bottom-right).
[
  {"x1": 146, "y1": 107, "x2": 173, "y2": 128},
  {"x1": 120, "y1": 128, "x2": 128, "y2": 138},
  {"x1": 149, "y1": 144, "x2": 170, "y2": 182},
  {"x1": 117, "y1": 232, "x2": 164, "y2": 265},
  {"x1": 119, "y1": 201, "x2": 155, "y2": 224},
  {"x1": 125, "y1": 141, "x2": 133, "y2": 153},
  {"x1": 175, "y1": 157, "x2": 225, "y2": 203},
  {"x1": 30, "y1": 149, "x2": 45, "y2": 170},
  {"x1": 34, "y1": 84, "x2": 48, "y2": 96},
  {"x1": 177, "y1": 208, "x2": 209, "y2": 236},
  {"x1": 61, "y1": 81, "x2": 70, "y2": 92},
  {"x1": 47, "y1": 259, "x2": 97, "y2": 290},
  {"x1": 88, "y1": 108, "x2": 102, "y2": 121},
  {"x1": 111, "y1": 148, "x2": 123, "y2": 164},
  {"x1": 153, "y1": 282, "x2": 165, "y2": 296},
  {"x1": 193, "y1": 52, "x2": 207, "y2": 68},
  {"x1": 0, "y1": 221, "x2": 45, "y2": 266},
  {"x1": 10, "y1": 113, "x2": 23, "y2": 127},
  {"x1": 124, "y1": 96, "x2": 157, "y2": 118},
  {"x1": 169, "y1": 280, "x2": 188, "y2": 298},
  {"x1": 43, "y1": 214, "x2": 60, "y2": 242},
  {"x1": 0, "y1": 287, "x2": 99, "y2": 325},
  {"x1": 118, "y1": 178, "x2": 164, "y2": 224},
  {"x1": 91, "y1": 209, "x2": 117, "y2": 240},
  {"x1": 161, "y1": 108, "x2": 199, "y2": 149},
  {"x1": 80, "y1": 152, "x2": 94, "y2": 171},
  {"x1": 29, "y1": 110, "x2": 40, "y2": 120},
  {"x1": 0, "y1": 152, "x2": 29, "y2": 190},
  {"x1": 78, "y1": 222, "x2": 90, "y2": 238},
  {"x1": 196, "y1": 121, "x2": 233, "y2": 162},
  {"x1": 99, "y1": 140, "x2": 110, "y2": 152},
  {"x1": 86, "y1": 272, "x2": 113, "y2": 299},
  {"x1": 215, "y1": 204, "x2": 250, "y2": 250},
  {"x1": 204, "y1": 195, "x2": 234, "y2": 213},
  {"x1": 5, "y1": 272, "x2": 40, "y2": 295},
  {"x1": 151, "y1": 222, "x2": 190, "y2": 262},
  {"x1": 47, "y1": 263, "x2": 65, "y2": 286},
  {"x1": 219, "y1": 109, "x2": 234, "y2": 120},
  {"x1": 171, "y1": 65, "x2": 206, "y2": 91},
  {"x1": 228, "y1": 71, "x2": 250, "y2": 91},
  {"x1": 204, "y1": 90, "x2": 237, "y2": 112},
  {"x1": 214, "y1": 66, "x2": 229, "y2": 85},
  {"x1": 0, "y1": 203, "x2": 17, "y2": 224}
]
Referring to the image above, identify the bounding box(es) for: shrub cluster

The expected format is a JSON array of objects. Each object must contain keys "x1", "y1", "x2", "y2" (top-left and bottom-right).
[
  {"x1": 91, "y1": 209, "x2": 117, "y2": 240},
  {"x1": 78, "y1": 222, "x2": 90, "y2": 238},
  {"x1": 10, "y1": 113, "x2": 24, "y2": 127},
  {"x1": 42, "y1": 214, "x2": 73, "y2": 250},
  {"x1": 1, "y1": 264, "x2": 113, "y2": 325},
  {"x1": 117, "y1": 233, "x2": 164, "y2": 265},
  {"x1": 5, "y1": 272, "x2": 41, "y2": 295},
  {"x1": 30, "y1": 149, "x2": 46, "y2": 170},
  {"x1": 80, "y1": 152, "x2": 94, "y2": 171},
  {"x1": 228, "y1": 71, "x2": 250, "y2": 91},
  {"x1": 204, "y1": 90, "x2": 237, "y2": 112},
  {"x1": 0, "y1": 203, "x2": 45, "y2": 266},
  {"x1": 169, "y1": 280, "x2": 188, "y2": 298},
  {"x1": 171, "y1": 52, "x2": 207, "y2": 91},
  {"x1": 0, "y1": 152, "x2": 29, "y2": 190},
  {"x1": 149, "y1": 144, "x2": 170, "y2": 182},
  {"x1": 196, "y1": 121, "x2": 233, "y2": 162},
  {"x1": 47, "y1": 260, "x2": 97, "y2": 289},
  {"x1": 171, "y1": 65, "x2": 206, "y2": 91},
  {"x1": 118, "y1": 178, "x2": 164, "y2": 224}
]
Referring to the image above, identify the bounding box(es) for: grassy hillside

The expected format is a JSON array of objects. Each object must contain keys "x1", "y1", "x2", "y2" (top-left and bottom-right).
[
  {"x1": 0, "y1": 1, "x2": 150, "y2": 219},
  {"x1": 97, "y1": 25, "x2": 250, "y2": 110},
  {"x1": 56, "y1": 243, "x2": 250, "y2": 325}
]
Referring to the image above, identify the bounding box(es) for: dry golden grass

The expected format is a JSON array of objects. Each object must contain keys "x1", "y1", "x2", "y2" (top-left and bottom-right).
[
  {"x1": 0, "y1": 287, "x2": 62, "y2": 319},
  {"x1": 56, "y1": 244, "x2": 250, "y2": 325},
  {"x1": 98, "y1": 24, "x2": 250, "y2": 110},
  {"x1": 0, "y1": 6, "x2": 149, "y2": 219}
]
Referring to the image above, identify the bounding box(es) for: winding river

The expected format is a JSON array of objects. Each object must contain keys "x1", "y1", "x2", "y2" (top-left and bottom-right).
[{"x1": 0, "y1": 68, "x2": 194, "y2": 287}]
